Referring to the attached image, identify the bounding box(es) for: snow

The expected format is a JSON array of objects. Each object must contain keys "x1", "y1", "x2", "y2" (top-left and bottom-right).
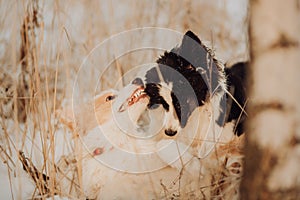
[{"x1": 0, "y1": 120, "x2": 73, "y2": 199}]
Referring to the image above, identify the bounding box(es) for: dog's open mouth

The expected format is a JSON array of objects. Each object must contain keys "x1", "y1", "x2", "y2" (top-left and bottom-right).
[
  {"x1": 118, "y1": 86, "x2": 147, "y2": 112},
  {"x1": 128, "y1": 87, "x2": 147, "y2": 106}
]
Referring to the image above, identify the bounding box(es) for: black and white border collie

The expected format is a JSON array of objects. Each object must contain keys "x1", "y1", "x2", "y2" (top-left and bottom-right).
[{"x1": 114, "y1": 30, "x2": 247, "y2": 151}]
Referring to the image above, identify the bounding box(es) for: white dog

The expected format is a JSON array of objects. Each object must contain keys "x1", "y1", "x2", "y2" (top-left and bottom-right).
[{"x1": 57, "y1": 89, "x2": 203, "y2": 199}]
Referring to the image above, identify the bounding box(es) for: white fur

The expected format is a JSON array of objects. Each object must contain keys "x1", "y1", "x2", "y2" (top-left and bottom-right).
[{"x1": 158, "y1": 81, "x2": 182, "y2": 134}]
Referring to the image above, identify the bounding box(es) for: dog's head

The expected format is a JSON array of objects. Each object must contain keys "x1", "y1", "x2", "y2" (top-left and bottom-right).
[
  {"x1": 114, "y1": 31, "x2": 226, "y2": 137},
  {"x1": 112, "y1": 76, "x2": 166, "y2": 137},
  {"x1": 59, "y1": 89, "x2": 117, "y2": 133}
]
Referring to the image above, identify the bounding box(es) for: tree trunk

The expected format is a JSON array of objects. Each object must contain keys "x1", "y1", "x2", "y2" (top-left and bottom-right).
[{"x1": 241, "y1": 0, "x2": 300, "y2": 199}]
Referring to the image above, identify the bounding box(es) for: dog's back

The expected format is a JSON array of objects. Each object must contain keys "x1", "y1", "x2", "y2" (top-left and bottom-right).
[{"x1": 225, "y1": 62, "x2": 248, "y2": 136}]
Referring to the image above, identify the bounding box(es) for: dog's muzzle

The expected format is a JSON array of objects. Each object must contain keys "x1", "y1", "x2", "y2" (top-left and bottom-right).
[{"x1": 118, "y1": 78, "x2": 147, "y2": 112}]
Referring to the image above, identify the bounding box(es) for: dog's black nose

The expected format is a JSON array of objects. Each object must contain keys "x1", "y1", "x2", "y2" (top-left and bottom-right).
[
  {"x1": 132, "y1": 77, "x2": 143, "y2": 86},
  {"x1": 164, "y1": 129, "x2": 177, "y2": 136}
]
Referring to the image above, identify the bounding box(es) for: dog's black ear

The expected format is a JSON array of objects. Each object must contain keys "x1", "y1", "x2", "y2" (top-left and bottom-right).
[
  {"x1": 175, "y1": 30, "x2": 207, "y2": 69},
  {"x1": 180, "y1": 31, "x2": 202, "y2": 55},
  {"x1": 183, "y1": 31, "x2": 201, "y2": 45}
]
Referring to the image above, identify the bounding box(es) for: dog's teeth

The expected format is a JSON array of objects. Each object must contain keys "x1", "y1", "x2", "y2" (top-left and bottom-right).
[
  {"x1": 127, "y1": 88, "x2": 145, "y2": 106},
  {"x1": 134, "y1": 90, "x2": 142, "y2": 98}
]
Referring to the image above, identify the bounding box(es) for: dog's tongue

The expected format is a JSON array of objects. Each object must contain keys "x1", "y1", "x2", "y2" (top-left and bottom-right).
[{"x1": 118, "y1": 87, "x2": 146, "y2": 112}]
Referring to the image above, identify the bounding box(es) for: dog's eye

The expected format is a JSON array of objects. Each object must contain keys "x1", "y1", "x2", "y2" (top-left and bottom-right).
[{"x1": 106, "y1": 95, "x2": 115, "y2": 102}]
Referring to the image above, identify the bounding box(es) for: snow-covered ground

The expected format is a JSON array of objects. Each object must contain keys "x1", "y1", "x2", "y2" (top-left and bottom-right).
[{"x1": 0, "y1": 119, "x2": 73, "y2": 199}]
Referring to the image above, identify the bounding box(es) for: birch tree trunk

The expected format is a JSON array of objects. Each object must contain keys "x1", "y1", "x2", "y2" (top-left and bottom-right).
[{"x1": 241, "y1": 0, "x2": 300, "y2": 199}]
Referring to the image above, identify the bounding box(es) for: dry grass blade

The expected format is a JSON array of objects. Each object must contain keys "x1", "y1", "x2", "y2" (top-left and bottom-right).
[{"x1": 18, "y1": 151, "x2": 52, "y2": 197}]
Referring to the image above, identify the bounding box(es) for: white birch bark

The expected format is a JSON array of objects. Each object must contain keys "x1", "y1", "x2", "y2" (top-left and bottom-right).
[{"x1": 241, "y1": 0, "x2": 300, "y2": 199}]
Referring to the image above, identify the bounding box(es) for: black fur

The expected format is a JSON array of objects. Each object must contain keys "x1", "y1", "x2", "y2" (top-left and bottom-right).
[
  {"x1": 144, "y1": 31, "x2": 222, "y2": 128},
  {"x1": 225, "y1": 62, "x2": 248, "y2": 136},
  {"x1": 144, "y1": 68, "x2": 170, "y2": 111}
]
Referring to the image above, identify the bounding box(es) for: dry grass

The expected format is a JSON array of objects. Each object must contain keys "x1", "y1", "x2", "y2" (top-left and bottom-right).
[{"x1": 0, "y1": 0, "x2": 248, "y2": 199}]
